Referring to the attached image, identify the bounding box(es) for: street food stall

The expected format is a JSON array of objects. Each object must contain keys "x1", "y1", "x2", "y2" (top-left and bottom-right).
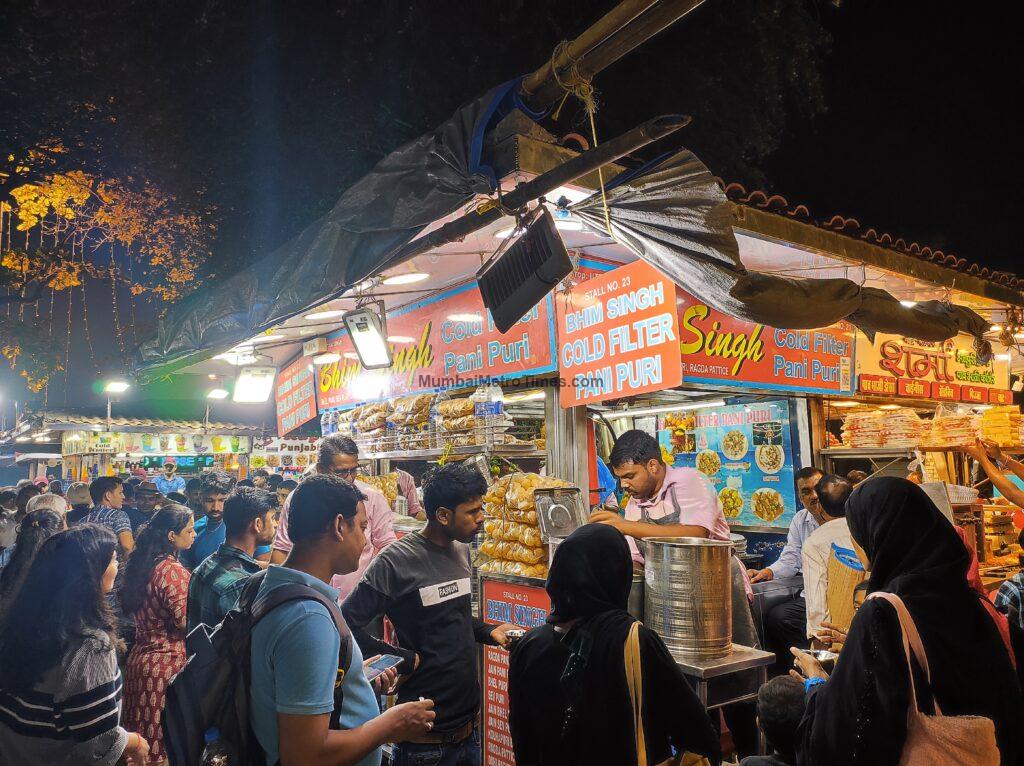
[{"x1": 44, "y1": 414, "x2": 262, "y2": 482}]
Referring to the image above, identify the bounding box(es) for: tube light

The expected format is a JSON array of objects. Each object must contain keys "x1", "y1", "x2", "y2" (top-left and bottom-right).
[
  {"x1": 250, "y1": 334, "x2": 285, "y2": 344},
  {"x1": 504, "y1": 391, "x2": 546, "y2": 404},
  {"x1": 15, "y1": 436, "x2": 31, "y2": 443},
  {"x1": 66, "y1": 434, "x2": 82, "y2": 441},
  {"x1": 313, "y1": 352, "x2": 342, "y2": 365},
  {"x1": 382, "y1": 272, "x2": 430, "y2": 286},
  {"x1": 899, "y1": 300, "x2": 918, "y2": 308},
  {"x1": 879, "y1": 404, "x2": 902, "y2": 410},
  {"x1": 233, "y1": 366, "x2": 276, "y2": 403},
  {"x1": 207, "y1": 388, "x2": 229, "y2": 400},
  {"x1": 494, "y1": 227, "x2": 517, "y2": 240},
  {"x1": 305, "y1": 309, "x2": 345, "y2": 321},
  {"x1": 343, "y1": 306, "x2": 393, "y2": 369},
  {"x1": 601, "y1": 400, "x2": 727, "y2": 419},
  {"x1": 830, "y1": 401, "x2": 860, "y2": 408},
  {"x1": 104, "y1": 380, "x2": 130, "y2": 394},
  {"x1": 214, "y1": 348, "x2": 259, "y2": 366},
  {"x1": 549, "y1": 186, "x2": 591, "y2": 205}
]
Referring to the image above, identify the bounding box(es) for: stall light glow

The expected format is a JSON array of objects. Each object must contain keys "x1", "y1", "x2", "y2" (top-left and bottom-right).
[
  {"x1": 830, "y1": 401, "x2": 860, "y2": 408},
  {"x1": 387, "y1": 336, "x2": 415, "y2": 344},
  {"x1": 343, "y1": 306, "x2": 393, "y2": 369},
  {"x1": 554, "y1": 220, "x2": 584, "y2": 232},
  {"x1": 305, "y1": 309, "x2": 345, "y2": 321},
  {"x1": 448, "y1": 312, "x2": 482, "y2": 323},
  {"x1": 104, "y1": 380, "x2": 130, "y2": 394},
  {"x1": 207, "y1": 388, "x2": 229, "y2": 400},
  {"x1": 313, "y1": 352, "x2": 342, "y2": 365},
  {"x1": 34, "y1": 435, "x2": 49, "y2": 442},
  {"x1": 382, "y1": 272, "x2": 430, "y2": 286},
  {"x1": 250, "y1": 334, "x2": 285, "y2": 344},
  {"x1": 879, "y1": 404, "x2": 902, "y2": 410},
  {"x1": 233, "y1": 366, "x2": 276, "y2": 403},
  {"x1": 991, "y1": 324, "x2": 1003, "y2": 332},
  {"x1": 214, "y1": 348, "x2": 259, "y2": 366},
  {"x1": 997, "y1": 353, "x2": 1013, "y2": 361},
  {"x1": 899, "y1": 300, "x2": 918, "y2": 308},
  {"x1": 504, "y1": 391, "x2": 546, "y2": 404},
  {"x1": 15, "y1": 436, "x2": 31, "y2": 442},
  {"x1": 549, "y1": 185, "x2": 591, "y2": 205},
  {"x1": 207, "y1": 373, "x2": 218, "y2": 380},
  {"x1": 602, "y1": 400, "x2": 727, "y2": 419},
  {"x1": 66, "y1": 434, "x2": 82, "y2": 441}
]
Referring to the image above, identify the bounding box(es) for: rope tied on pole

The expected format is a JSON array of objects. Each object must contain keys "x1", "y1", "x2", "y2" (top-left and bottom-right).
[{"x1": 547, "y1": 41, "x2": 614, "y2": 238}]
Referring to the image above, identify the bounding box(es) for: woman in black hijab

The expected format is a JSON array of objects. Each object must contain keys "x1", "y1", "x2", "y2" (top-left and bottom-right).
[
  {"x1": 795, "y1": 477, "x2": 1024, "y2": 765},
  {"x1": 508, "y1": 524, "x2": 720, "y2": 766}
]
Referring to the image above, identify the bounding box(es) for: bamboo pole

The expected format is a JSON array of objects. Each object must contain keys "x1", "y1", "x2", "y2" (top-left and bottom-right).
[
  {"x1": 522, "y1": 0, "x2": 707, "y2": 110},
  {"x1": 519, "y1": 0, "x2": 659, "y2": 98}
]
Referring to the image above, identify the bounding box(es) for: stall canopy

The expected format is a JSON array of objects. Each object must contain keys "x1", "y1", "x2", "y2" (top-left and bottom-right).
[
  {"x1": 571, "y1": 150, "x2": 991, "y2": 349},
  {"x1": 136, "y1": 80, "x2": 990, "y2": 380},
  {"x1": 133, "y1": 79, "x2": 544, "y2": 378}
]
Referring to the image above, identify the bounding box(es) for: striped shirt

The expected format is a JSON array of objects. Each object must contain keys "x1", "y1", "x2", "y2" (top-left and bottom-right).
[
  {"x1": 0, "y1": 630, "x2": 130, "y2": 765},
  {"x1": 79, "y1": 506, "x2": 132, "y2": 536}
]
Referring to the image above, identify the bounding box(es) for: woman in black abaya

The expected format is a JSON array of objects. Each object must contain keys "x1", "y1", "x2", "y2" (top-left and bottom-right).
[
  {"x1": 508, "y1": 524, "x2": 721, "y2": 766},
  {"x1": 794, "y1": 477, "x2": 1024, "y2": 765}
]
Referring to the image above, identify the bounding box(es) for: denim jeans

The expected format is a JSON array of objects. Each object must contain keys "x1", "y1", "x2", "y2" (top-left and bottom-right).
[{"x1": 391, "y1": 725, "x2": 481, "y2": 766}]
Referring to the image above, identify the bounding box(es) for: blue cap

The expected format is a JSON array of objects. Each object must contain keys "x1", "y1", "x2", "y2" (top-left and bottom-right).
[{"x1": 204, "y1": 728, "x2": 220, "y2": 744}]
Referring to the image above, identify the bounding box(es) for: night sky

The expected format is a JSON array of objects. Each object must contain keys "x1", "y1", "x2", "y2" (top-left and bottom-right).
[{"x1": 1, "y1": 0, "x2": 1021, "y2": 409}]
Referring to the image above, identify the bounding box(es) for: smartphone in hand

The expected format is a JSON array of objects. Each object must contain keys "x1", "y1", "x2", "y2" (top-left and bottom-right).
[{"x1": 365, "y1": 654, "x2": 405, "y2": 682}]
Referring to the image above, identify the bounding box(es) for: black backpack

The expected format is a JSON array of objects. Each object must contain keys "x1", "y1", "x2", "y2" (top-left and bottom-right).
[{"x1": 162, "y1": 570, "x2": 354, "y2": 766}]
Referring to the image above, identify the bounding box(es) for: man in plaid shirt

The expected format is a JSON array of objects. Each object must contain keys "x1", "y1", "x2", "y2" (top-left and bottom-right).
[
  {"x1": 80, "y1": 476, "x2": 135, "y2": 554},
  {"x1": 186, "y1": 485, "x2": 279, "y2": 633}
]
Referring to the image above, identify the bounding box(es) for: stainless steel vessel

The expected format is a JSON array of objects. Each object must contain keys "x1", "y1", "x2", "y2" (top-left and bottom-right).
[
  {"x1": 628, "y1": 574, "x2": 645, "y2": 621},
  {"x1": 644, "y1": 537, "x2": 733, "y2": 661}
]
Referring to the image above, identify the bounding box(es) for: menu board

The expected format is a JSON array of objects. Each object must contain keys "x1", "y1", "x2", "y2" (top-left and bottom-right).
[
  {"x1": 662, "y1": 400, "x2": 797, "y2": 529},
  {"x1": 276, "y1": 355, "x2": 318, "y2": 436},
  {"x1": 480, "y1": 578, "x2": 551, "y2": 766}
]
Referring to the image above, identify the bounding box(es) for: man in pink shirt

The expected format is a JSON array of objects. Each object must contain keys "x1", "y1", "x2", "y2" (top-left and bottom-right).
[
  {"x1": 591, "y1": 429, "x2": 732, "y2": 562},
  {"x1": 271, "y1": 434, "x2": 396, "y2": 601},
  {"x1": 395, "y1": 468, "x2": 425, "y2": 520}
]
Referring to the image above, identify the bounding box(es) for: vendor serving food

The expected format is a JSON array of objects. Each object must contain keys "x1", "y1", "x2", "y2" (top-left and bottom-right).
[{"x1": 591, "y1": 429, "x2": 732, "y2": 565}]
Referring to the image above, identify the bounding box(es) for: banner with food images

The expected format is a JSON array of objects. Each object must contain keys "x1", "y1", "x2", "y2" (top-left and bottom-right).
[{"x1": 660, "y1": 399, "x2": 797, "y2": 529}]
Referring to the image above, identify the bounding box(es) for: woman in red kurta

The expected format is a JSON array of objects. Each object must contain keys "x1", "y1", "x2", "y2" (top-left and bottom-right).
[{"x1": 120, "y1": 504, "x2": 196, "y2": 764}]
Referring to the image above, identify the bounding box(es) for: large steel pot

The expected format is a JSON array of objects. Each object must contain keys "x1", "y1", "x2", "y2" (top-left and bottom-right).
[
  {"x1": 628, "y1": 574, "x2": 645, "y2": 621},
  {"x1": 644, "y1": 537, "x2": 733, "y2": 661}
]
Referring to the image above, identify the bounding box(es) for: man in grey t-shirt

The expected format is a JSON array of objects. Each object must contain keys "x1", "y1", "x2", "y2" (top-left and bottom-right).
[{"x1": 343, "y1": 463, "x2": 514, "y2": 766}]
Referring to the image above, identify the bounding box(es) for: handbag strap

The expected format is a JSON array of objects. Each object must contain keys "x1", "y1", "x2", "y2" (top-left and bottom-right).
[
  {"x1": 625, "y1": 621, "x2": 646, "y2": 766},
  {"x1": 867, "y1": 592, "x2": 943, "y2": 717}
]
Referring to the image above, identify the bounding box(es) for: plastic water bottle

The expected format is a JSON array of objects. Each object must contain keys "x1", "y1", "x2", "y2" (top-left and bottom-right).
[
  {"x1": 487, "y1": 381, "x2": 505, "y2": 439},
  {"x1": 200, "y1": 728, "x2": 229, "y2": 766},
  {"x1": 471, "y1": 385, "x2": 489, "y2": 445}
]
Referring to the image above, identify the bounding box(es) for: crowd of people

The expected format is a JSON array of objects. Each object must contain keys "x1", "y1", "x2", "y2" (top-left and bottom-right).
[{"x1": 1, "y1": 431, "x2": 1023, "y2": 765}]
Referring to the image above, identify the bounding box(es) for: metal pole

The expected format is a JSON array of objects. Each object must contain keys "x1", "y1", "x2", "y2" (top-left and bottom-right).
[
  {"x1": 377, "y1": 114, "x2": 690, "y2": 272},
  {"x1": 107, "y1": 398, "x2": 112, "y2": 430}
]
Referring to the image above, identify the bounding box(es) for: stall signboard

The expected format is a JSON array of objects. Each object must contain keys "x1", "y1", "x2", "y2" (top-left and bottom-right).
[
  {"x1": 275, "y1": 355, "x2": 317, "y2": 436},
  {"x1": 676, "y1": 291, "x2": 855, "y2": 396},
  {"x1": 556, "y1": 259, "x2": 682, "y2": 407},
  {"x1": 63, "y1": 431, "x2": 250, "y2": 457},
  {"x1": 662, "y1": 399, "x2": 798, "y2": 529},
  {"x1": 317, "y1": 284, "x2": 556, "y2": 410},
  {"x1": 250, "y1": 436, "x2": 319, "y2": 471},
  {"x1": 856, "y1": 332, "x2": 1011, "y2": 404},
  {"x1": 480, "y1": 578, "x2": 551, "y2": 766}
]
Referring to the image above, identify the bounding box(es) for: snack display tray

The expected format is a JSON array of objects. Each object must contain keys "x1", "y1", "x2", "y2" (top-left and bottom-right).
[{"x1": 361, "y1": 445, "x2": 546, "y2": 460}]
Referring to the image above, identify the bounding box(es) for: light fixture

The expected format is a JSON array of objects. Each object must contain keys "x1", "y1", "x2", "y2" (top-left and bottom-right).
[
  {"x1": 548, "y1": 185, "x2": 591, "y2": 205},
  {"x1": 387, "y1": 335, "x2": 415, "y2": 344},
  {"x1": 249, "y1": 334, "x2": 285, "y2": 344},
  {"x1": 997, "y1": 353, "x2": 1013, "y2": 361},
  {"x1": 448, "y1": 312, "x2": 483, "y2": 323},
  {"x1": 305, "y1": 309, "x2": 345, "y2": 321},
  {"x1": 504, "y1": 391, "x2": 546, "y2": 404},
  {"x1": 343, "y1": 305, "x2": 393, "y2": 369},
  {"x1": 313, "y1": 352, "x2": 342, "y2": 365},
  {"x1": 233, "y1": 366, "x2": 276, "y2": 403},
  {"x1": 601, "y1": 399, "x2": 727, "y2": 419},
  {"x1": 34, "y1": 435, "x2": 49, "y2": 442},
  {"x1": 899, "y1": 300, "x2": 918, "y2": 308},
  {"x1": 207, "y1": 388, "x2": 229, "y2": 400},
  {"x1": 66, "y1": 433, "x2": 82, "y2": 442},
  {"x1": 104, "y1": 380, "x2": 130, "y2": 394},
  {"x1": 214, "y1": 348, "x2": 259, "y2": 366},
  {"x1": 207, "y1": 373, "x2": 218, "y2": 380},
  {"x1": 991, "y1": 324, "x2": 1003, "y2": 332},
  {"x1": 830, "y1": 401, "x2": 860, "y2": 408},
  {"x1": 554, "y1": 220, "x2": 583, "y2": 232},
  {"x1": 382, "y1": 272, "x2": 430, "y2": 286},
  {"x1": 15, "y1": 436, "x2": 31, "y2": 443}
]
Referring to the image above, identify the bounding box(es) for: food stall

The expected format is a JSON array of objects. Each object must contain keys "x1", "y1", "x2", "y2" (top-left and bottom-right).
[{"x1": 47, "y1": 414, "x2": 262, "y2": 481}]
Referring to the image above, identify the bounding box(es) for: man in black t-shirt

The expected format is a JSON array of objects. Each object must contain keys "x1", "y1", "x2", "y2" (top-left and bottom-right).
[{"x1": 342, "y1": 463, "x2": 514, "y2": 766}]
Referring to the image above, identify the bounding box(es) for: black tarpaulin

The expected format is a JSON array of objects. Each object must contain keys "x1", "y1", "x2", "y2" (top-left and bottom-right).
[
  {"x1": 133, "y1": 79, "x2": 544, "y2": 378},
  {"x1": 570, "y1": 150, "x2": 991, "y2": 349}
]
